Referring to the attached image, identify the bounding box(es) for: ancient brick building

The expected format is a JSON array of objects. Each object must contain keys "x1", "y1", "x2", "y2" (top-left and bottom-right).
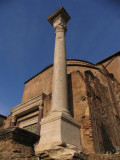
[
  {"x1": 2, "y1": 51, "x2": 120, "y2": 154},
  {"x1": 0, "y1": 7, "x2": 120, "y2": 160}
]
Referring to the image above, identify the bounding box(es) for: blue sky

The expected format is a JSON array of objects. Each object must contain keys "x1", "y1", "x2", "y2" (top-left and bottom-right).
[{"x1": 0, "y1": 0, "x2": 120, "y2": 116}]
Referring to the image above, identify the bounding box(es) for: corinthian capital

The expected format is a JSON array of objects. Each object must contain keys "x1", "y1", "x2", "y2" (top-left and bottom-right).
[
  {"x1": 53, "y1": 17, "x2": 67, "y2": 33},
  {"x1": 47, "y1": 7, "x2": 70, "y2": 32}
]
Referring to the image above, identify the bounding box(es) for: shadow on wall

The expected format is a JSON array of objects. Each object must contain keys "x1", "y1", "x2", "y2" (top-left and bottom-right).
[
  {"x1": 84, "y1": 70, "x2": 119, "y2": 154},
  {"x1": 68, "y1": 74, "x2": 74, "y2": 117},
  {"x1": 101, "y1": 123, "x2": 116, "y2": 153}
]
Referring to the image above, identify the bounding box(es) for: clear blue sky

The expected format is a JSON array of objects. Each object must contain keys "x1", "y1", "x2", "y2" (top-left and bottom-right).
[{"x1": 0, "y1": 0, "x2": 120, "y2": 116}]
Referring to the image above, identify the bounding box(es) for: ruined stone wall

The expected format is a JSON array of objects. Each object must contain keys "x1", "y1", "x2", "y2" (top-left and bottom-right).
[
  {"x1": 67, "y1": 67, "x2": 105, "y2": 153},
  {"x1": 0, "y1": 127, "x2": 39, "y2": 160},
  {"x1": 0, "y1": 139, "x2": 36, "y2": 160},
  {"x1": 67, "y1": 65, "x2": 120, "y2": 154},
  {"x1": 42, "y1": 64, "x2": 120, "y2": 154},
  {"x1": 84, "y1": 69, "x2": 120, "y2": 153},
  {"x1": 70, "y1": 71, "x2": 94, "y2": 154},
  {"x1": 11, "y1": 59, "x2": 120, "y2": 154}
]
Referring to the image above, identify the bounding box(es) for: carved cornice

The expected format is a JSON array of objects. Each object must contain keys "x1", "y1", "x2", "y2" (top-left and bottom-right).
[
  {"x1": 47, "y1": 7, "x2": 71, "y2": 25},
  {"x1": 48, "y1": 7, "x2": 70, "y2": 34},
  {"x1": 11, "y1": 93, "x2": 46, "y2": 117}
]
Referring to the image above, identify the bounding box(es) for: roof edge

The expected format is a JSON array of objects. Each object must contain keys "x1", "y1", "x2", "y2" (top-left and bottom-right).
[
  {"x1": 24, "y1": 59, "x2": 93, "y2": 84},
  {"x1": 96, "y1": 51, "x2": 120, "y2": 65},
  {"x1": 24, "y1": 51, "x2": 120, "y2": 84}
]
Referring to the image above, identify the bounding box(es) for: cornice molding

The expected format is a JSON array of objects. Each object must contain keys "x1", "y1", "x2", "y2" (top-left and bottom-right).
[{"x1": 11, "y1": 93, "x2": 46, "y2": 117}]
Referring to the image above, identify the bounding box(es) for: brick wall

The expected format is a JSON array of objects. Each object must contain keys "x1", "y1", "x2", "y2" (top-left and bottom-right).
[{"x1": 5, "y1": 59, "x2": 120, "y2": 154}]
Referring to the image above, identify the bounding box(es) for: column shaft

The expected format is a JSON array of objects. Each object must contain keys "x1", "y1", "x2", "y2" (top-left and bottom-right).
[{"x1": 51, "y1": 27, "x2": 68, "y2": 112}]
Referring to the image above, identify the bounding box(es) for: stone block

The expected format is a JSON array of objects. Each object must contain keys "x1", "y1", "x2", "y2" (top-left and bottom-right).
[{"x1": 35, "y1": 111, "x2": 82, "y2": 158}]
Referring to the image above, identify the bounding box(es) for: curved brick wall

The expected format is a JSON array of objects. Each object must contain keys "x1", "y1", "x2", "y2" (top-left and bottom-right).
[{"x1": 20, "y1": 59, "x2": 120, "y2": 154}]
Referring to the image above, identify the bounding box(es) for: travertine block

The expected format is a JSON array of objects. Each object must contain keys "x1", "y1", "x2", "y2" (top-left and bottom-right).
[{"x1": 35, "y1": 111, "x2": 81, "y2": 155}]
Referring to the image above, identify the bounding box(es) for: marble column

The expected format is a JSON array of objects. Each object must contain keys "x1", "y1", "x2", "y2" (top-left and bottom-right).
[
  {"x1": 37, "y1": 102, "x2": 44, "y2": 136},
  {"x1": 35, "y1": 7, "x2": 82, "y2": 158},
  {"x1": 50, "y1": 15, "x2": 69, "y2": 113}
]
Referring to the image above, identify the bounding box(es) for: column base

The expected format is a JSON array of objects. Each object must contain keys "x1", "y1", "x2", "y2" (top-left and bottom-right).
[{"x1": 35, "y1": 111, "x2": 82, "y2": 159}]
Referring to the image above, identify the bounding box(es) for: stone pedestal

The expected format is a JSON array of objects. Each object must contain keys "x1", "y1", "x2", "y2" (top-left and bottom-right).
[
  {"x1": 35, "y1": 111, "x2": 82, "y2": 159},
  {"x1": 35, "y1": 111, "x2": 80, "y2": 147}
]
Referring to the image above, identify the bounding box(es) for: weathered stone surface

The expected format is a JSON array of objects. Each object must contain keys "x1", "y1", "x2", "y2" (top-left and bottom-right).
[
  {"x1": 71, "y1": 71, "x2": 95, "y2": 154},
  {"x1": 3, "y1": 54, "x2": 119, "y2": 157},
  {"x1": 0, "y1": 139, "x2": 37, "y2": 160},
  {"x1": 84, "y1": 69, "x2": 120, "y2": 153},
  {"x1": 5, "y1": 58, "x2": 120, "y2": 155},
  {"x1": 86, "y1": 153, "x2": 120, "y2": 160},
  {"x1": 35, "y1": 111, "x2": 82, "y2": 155},
  {"x1": 4, "y1": 60, "x2": 120, "y2": 155},
  {"x1": 0, "y1": 127, "x2": 39, "y2": 160},
  {"x1": 0, "y1": 127, "x2": 39, "y2": 145},
  {"x1": 35, "y1": 141, "x2": 85, "y2": 160}
]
